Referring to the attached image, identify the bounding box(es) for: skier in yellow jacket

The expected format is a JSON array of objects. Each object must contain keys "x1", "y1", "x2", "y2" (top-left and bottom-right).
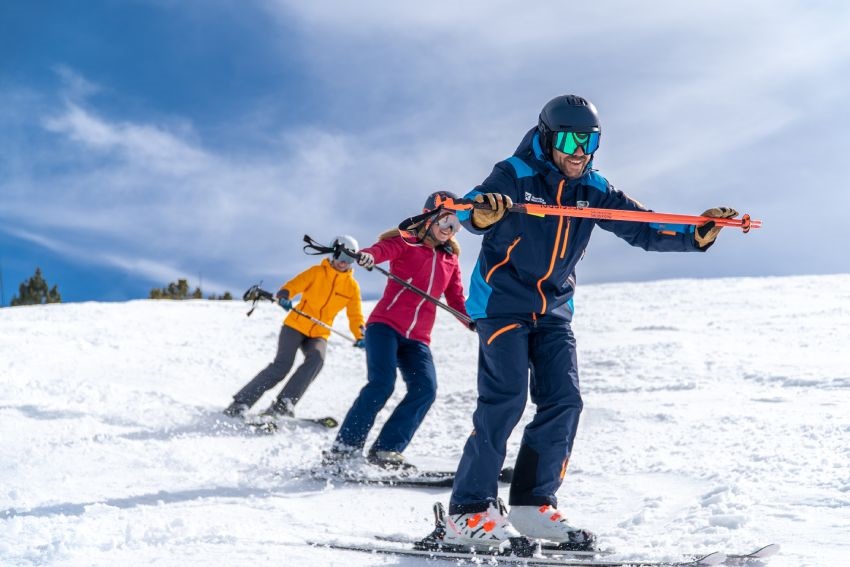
[{"x1": 224, "y1": 235, "x2": 366, "y2": 419}]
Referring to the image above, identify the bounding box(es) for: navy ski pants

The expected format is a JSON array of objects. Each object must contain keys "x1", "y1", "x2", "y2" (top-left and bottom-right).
[
  {"x1": 449, "y1": 315, "x2": 582, "y2": 514},
  {"x1": 335, "y1": 323, "x2": 437, "y2": 454}
]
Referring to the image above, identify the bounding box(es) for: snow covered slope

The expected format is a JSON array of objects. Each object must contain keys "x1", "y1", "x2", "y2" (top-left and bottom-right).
[{"x1": 2, "y1": 275, "x2": 848, "y2": 566}]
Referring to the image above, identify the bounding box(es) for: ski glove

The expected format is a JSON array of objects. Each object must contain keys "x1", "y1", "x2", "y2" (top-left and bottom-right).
[
  {"x1": 467, "y1": 321, "x2": 477, "y2": 332},
  {"x1": 695, "y1": 206, "x2": 738, "y2": 250},
  {"x1": 472, "y1": 193, "x2": 513, "y2": 229},
  {"x1": 353, "y1": 339, "x2": 366, "y2": 349},
  {"x1": 278, "y1": 298, "x2": 293, "y2": 310},
  {"x1": 357, "y1": 252, "x2": 375, "y2": 269}
]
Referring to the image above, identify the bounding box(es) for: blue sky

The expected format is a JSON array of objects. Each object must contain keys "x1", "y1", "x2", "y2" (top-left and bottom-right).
[{"x1": 2, "y1": 1, "x2": 849, "y2": 305}]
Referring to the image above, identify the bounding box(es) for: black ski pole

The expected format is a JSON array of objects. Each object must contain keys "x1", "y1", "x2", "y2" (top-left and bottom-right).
[{"x1": 367, "y1": 263, "x2": 472, "y2": 326}]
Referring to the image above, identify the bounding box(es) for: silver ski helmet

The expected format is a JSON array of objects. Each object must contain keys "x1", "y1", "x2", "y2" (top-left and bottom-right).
[
  {"x1": 538, "y1": 95, "x2": 601, "y2": 159},
  {"x1": 330, "y1": 234, "x2": 359, "y2": 264}
]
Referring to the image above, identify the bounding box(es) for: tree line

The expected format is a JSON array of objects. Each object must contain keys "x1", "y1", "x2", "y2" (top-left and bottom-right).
[
  {"x1": 5, "y1": 267, "x2": 231, "y2": 306},
  {"x1": 149, "y1": 279, "x2": 232, "y2": 300}
]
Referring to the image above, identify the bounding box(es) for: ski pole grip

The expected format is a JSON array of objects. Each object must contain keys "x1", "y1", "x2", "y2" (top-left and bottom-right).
[
  {"x1": 443, "y1": 195, "x2": 516, "y2": 211},
  {"x1": 432, "y1": 195, "x2": 485, "y2": 211}
]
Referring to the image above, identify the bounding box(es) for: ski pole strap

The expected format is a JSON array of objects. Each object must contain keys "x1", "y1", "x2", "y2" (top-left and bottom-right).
[
  {"x1": 432, "y1": 195, "x2": 761, "y2": 232},
  {"x1": 397, "y1": 209, "x2": 441, "y2": 233},
  {"x1": 303, "y1": 234, "x2": 358, "y2": 261},
  {"x1": 303, "y1": 234, "x2": 335, "y2": 256}
]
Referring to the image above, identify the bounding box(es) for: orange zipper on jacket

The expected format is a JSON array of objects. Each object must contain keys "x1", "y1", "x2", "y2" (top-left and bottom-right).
[
  {"x1": 535, "y1": 179, "x2": 565, "y2": 314},
  {"x1": 559, "y1": 218, "x2": 571, "y2": 259},
  {"x1": 485, "y1": 236, "x2": 522, "y2": 283}
]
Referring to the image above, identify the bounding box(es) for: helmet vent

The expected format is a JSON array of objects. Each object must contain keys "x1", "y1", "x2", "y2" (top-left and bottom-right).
[{"x1": 563, "y1": 95, "x2": 588, "y2": 107}]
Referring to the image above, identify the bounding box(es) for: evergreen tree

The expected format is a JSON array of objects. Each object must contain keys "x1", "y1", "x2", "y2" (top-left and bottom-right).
[
  {"x1": 207, "y1": 291, "x2": 233, "y2": 300},
  {"x1": 149, "y1": 279, "x2": 231, "y2": 300},
  {"x1": 10, "y1": 267, "x2": 61, "y2": 306}
]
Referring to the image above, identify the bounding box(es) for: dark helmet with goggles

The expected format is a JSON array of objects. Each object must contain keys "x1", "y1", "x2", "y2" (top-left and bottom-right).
[{"x1": 538, "y1": 95, "x2": 601, "y2": 159}]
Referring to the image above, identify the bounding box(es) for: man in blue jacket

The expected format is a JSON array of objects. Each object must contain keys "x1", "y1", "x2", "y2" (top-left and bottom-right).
[{"x1": 444, "y1": 95, "x2": 737, "y2": 548}]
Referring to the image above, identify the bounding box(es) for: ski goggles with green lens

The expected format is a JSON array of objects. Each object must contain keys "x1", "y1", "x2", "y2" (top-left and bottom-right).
[{"x1": 552, "y1": 131, "x2": 601, "y2": 155}]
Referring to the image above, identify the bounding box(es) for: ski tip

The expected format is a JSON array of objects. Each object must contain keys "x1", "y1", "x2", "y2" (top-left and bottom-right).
[
  {"x1": 746, "y1": 543, "x2": 780, "y2": 558},
  {"x1": 695, "y1": 551, "x2": 727, "y2": 565},
  {"x1": 317, "y1": 417, "x2": 339, "y2": 428}
]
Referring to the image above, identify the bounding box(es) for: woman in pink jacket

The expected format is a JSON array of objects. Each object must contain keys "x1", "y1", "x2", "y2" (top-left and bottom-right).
[{"x1": 327, "y1": 191, "x2": 470, "y2": 470}]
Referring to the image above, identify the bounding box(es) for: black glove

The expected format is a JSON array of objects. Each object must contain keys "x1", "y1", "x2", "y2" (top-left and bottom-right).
[
  {"x1": 357, "y1": 252, "x2": 375, "y2": 269},
  {"x1": 467, "y1": 321, "x2": 477, "y2": 332},
  {"x1": 274, "y1": 289, "x2": 293, "y2": 310},
  {"x1": 695, "y1": 206, "x2": 738, "y2": 250}
]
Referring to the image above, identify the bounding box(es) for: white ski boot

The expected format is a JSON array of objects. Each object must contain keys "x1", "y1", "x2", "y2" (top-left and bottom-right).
[
  {"x1": 444, "y1": 502, "x2": 522, "y2": 550},
  {"x1": 508, "y1": 504, "x2": 596, "y2": 550}
]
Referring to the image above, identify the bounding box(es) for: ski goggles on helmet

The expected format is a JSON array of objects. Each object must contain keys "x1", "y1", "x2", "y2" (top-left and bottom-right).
[
  {"x1": 333, "y1": 250, "x2": 358, "y2": 264},
  {"x1": 552, "y1": 131, "x2": 600, "y2": 155},
  {"x1": 433, "y1": 211, "x2": 461, "y2": 233}
]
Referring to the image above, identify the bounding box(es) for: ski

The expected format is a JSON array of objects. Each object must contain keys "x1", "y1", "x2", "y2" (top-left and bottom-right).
[
  {"x1": 311, "y1": 467, "x2": 456, "y2": 488},
  {"x1": 724, "y1": 544, "x2": 780, "y2": 563},
  {"x1": 245, "y1": 415, "x2": 339, "y2": 432},
  {"x1": 375, "y1": 534, "x2": 612, "y2": 557},
  {"x1": 306, "y1": 540, "x2": 726, "y2": 566},
  {"x1": 312, "y1": 466, "x2": 514, "y2": 488}
]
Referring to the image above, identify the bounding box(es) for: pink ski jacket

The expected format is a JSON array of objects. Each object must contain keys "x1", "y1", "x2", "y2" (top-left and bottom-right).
[{"x1": 361, "y1": 230, "x2": 468, "y2": 345}]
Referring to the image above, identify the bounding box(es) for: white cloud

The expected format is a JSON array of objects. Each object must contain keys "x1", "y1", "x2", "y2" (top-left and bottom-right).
[
  {"x1": 3, "y1": 1, "x2": 850, "y2": 299},
  {"x1": 43, "y1": 103, "x2": 212, "y2": 177}
]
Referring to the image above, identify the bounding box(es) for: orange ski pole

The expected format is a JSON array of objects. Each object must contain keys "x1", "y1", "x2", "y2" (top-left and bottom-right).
[{"x1": 433, "y1": 195, "x2": 761, "y2": 233}]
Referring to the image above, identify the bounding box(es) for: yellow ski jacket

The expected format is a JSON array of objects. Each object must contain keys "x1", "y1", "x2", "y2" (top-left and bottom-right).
[{"x1": 279, "y1": 258, "x2": 365, "y2": 340}]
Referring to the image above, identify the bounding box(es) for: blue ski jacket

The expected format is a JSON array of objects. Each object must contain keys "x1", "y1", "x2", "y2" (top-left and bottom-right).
[{"x1": 460, "y1": 127, "x2": 704, "y2": 321}]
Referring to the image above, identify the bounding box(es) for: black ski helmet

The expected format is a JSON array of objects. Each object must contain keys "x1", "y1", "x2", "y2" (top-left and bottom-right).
[
  {"x1": 423, "y1": 190, "x2": 459, "y2": 213},
  {"x1": 538, "y1": 95, "x2": 601, "y2": 158}
]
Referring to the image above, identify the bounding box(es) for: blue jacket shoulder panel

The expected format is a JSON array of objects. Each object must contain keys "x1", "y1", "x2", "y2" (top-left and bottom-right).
[{"x1": 506, "y1": 156, "x2": 535, "y2": 179}]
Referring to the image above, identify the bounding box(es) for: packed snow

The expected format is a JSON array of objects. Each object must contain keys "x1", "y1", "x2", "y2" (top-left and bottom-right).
[{"x1": 2, "y1": 274, "x2": 849, "y2": 566}]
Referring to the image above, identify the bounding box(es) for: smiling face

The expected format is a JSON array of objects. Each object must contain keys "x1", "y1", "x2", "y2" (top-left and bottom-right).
[
  {"x1": 330, "y1": 258, "x2": 353, "y2": 272},
  {"x1": 428, "y1": 211, "x2": 460, "y2": 244},
  {"x1": 552, "y1": 146, "x2": 592, "y2": 179}
]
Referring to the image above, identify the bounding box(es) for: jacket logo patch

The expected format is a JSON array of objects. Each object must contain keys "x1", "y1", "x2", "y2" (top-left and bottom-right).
[{"x1": 524, "y1": 192, "x2": 546, "y2": 205}]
